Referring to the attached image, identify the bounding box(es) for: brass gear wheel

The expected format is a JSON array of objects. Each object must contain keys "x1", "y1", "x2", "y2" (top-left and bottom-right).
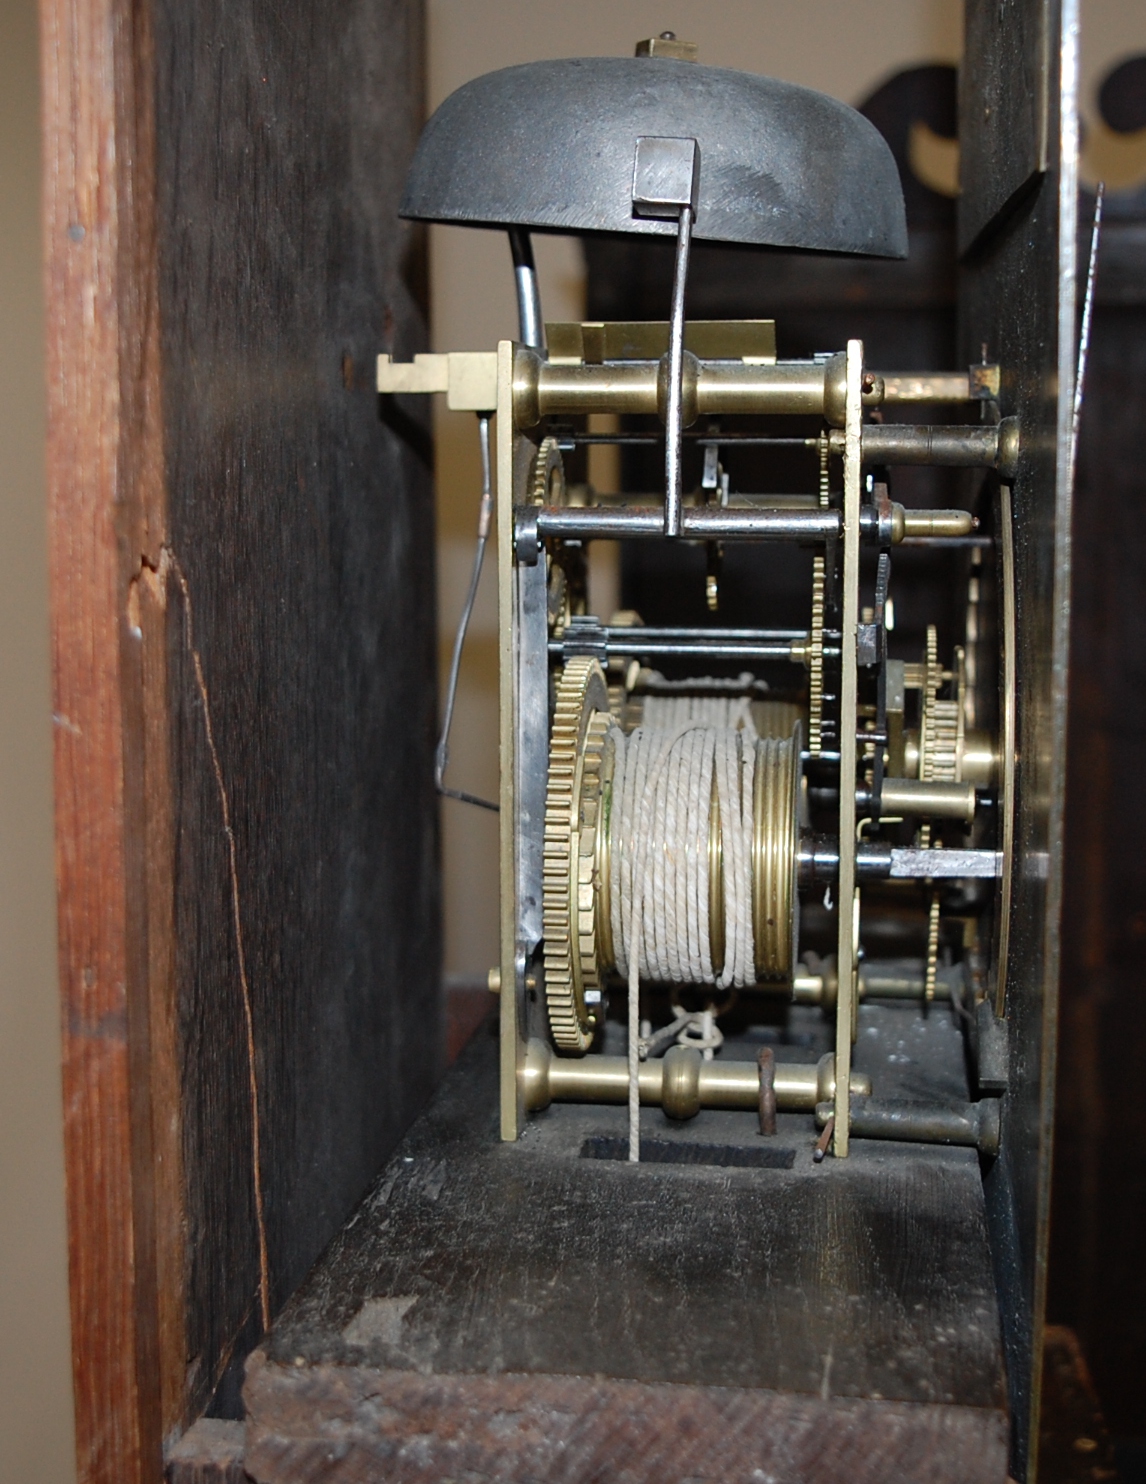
[
  {"x1": 531, "y1": 437, "x2": 587, "y2": 636},
  {"x1": 530, "y1": 436, "x2": 566, "y2": 506},
  {"x1": 919, "y1": 625, "x2": 964, "y2": 783},
  {"x1": 547, "y1": 564, "x2": 569, "y2": 631},
  {"x1": 543, "y1": 658, "x2": 611, "y2": 1052},
  {"x1": 807, "y1": 555, "x2": 826, "y2": 755},
  {"x1": 807, "y1": 433, "x2": 831, "y2": 756}
]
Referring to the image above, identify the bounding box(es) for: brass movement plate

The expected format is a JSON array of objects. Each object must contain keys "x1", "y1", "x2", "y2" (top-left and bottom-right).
[{"x1": 546, "y1": 320, "x2": 777, "y2": 366}]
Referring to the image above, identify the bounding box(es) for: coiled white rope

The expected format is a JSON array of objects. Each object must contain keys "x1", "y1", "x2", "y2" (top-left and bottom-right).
[
  {"x1": 642, "y1": 1002, "x2": 725, "y2": 1060},
  {"x1": 642, "y1": 693, "x2": 758, "y2": 733},
  {"x1": 608, "y1": 723, "x2": 758, "y2": 1159}
]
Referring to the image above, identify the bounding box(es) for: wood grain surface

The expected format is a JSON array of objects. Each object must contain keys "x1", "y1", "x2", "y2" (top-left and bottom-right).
[
  {"x1": 165, "y1": 1420, "x2": 247, "y2": 1484},
  {"x1": 958, "y1": 5, "x2": 1076, "y2": 1474},
  {"x1": 1051, "y1": 276, "x2": 1146, "y2": 1438},
  {"x1": 244, "y1": 1024, "x2": 1007, "y2": 1483},
  {"x1": 43, "y1": 0, "x2": 168, "y2": 1472},
  {"x1": 245, "y1": 1356, "x2": 1009, "y2": 1484},
  {"x1": 43, "y1": 1, "x2": 435, "y2": 1478},
  {"x1": 154, "y1": 0, "x2": 437, "y2": 1427}
]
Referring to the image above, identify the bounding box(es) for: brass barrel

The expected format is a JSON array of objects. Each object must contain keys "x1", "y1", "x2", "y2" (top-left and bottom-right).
[
  {"x1": 513, "y1": 347, "x2": 871, "y2": 429},
  {"x1": 894, "y1": 508, "x2": 977, "y2": 541},
  {"x1": 878, "y1": 373, "x2": 972, "y2": 404},
  {"x1": 752, "y1": 726, "x2": 801, "y2": 981},
  {"x1": 521, "y1": 1039, "x2": 871, "y2": 1119},
  {"x1": 904, "y1": 728, "x2": 997, "y2": 787},
  {"x1": 878, "y1": 778, "x2": 977, "y2": 823}
]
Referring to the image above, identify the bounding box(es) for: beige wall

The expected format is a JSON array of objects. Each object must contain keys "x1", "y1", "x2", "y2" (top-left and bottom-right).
[
  {"x1": 1080, "y1": 3, "x2": 1146, "y2": 189},
  {"x1": 0, "y1": 0, "x2": 76, "y2": 1478}
]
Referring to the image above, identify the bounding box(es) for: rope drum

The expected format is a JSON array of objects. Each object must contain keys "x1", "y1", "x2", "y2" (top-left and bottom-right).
[{"x1": 542, "y1": 660, "x2": 801, "y2": 1052}]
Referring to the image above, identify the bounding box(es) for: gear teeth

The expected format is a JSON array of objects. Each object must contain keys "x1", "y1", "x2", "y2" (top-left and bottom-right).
[
  {"x1": 807, "y1": 434, "x2": 830, "y2": 758},
  {"x1": 531, "y1": 435, "x2": 565, "y2": 506},
  {"x1": 543, "y1": 658, "x2": 609, "y2": 1052},
  {"x1": 920, "y1": 625, "x2": 960, "y2": 783},
  {"x1": 808, "y1": 554, "x2": 826, "y2": 756}
]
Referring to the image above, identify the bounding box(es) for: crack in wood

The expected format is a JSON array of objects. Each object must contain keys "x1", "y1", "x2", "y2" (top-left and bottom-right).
[{"x1": 139, "y1": 546, "x2": 272, "y2": 1333}]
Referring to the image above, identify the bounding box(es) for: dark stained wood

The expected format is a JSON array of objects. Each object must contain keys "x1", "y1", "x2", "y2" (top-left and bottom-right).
[
  {"x1": 957, "y1": 7, "x2": 1076, "y2": 1475},
  {"x1": 244, "y1": 1020, "x2": 1008, "y2": 1483},
  {"x1": 1037, "y1": 1327, "x2": 1120, "y2": 1484},
  {"x1": 44, "y1": 0, "x2": 436, "y2": 1475},
  {"x1": 245, "y1": 1360, "x2": 1007, "y2": 1484},
  {"x1": 155, "y1": 0, "x2": 438, "y2": 1425},
  {"x1": 1051, "y1": 226, "x2": 1146, "y2": 1438},
  {"x1": 177, "y1": 1326, "x2": 1134, "y2": 1484}
]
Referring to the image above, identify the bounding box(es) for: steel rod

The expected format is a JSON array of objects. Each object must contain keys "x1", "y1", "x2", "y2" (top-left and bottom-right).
[
  {"x1": 878, "y1": 372, "x2": 972, "y2": 404},
  {"x1": 829, "y1": 423, "x2": 1005, "y2": 467},
  {"x1": 508, "y1": 228, "x2": 544, "y2": 350},
  {"x1": 833, "y1": 341, "x2": 864, "y2": 1157},
  {"x1": 559, "y1": 433, "x2": 820, "y2": 448},
  {"x1": 816, "y1": 1097, "x2": 1000, "y2": 1156},
  {"x1": 612, "y1": 626, "x2": 807, "y2": 641},
  {"x1": 888, "y1": 847, "x2": 1001, "y2": 878},
  {"x1": 528, "y1": 505, "x2": 840, "y2": 542},
  {"x1": 550, "y1": 638, "x2": 802, "y2": 661},
  {"x1": 664, "y1": 204, "x2": 693, "y2": 537},
  {"x1": 804, "y1": 842, "x2": 1002, "y2": 882}
]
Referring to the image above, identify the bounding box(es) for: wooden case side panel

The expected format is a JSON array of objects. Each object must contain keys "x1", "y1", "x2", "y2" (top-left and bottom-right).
[
  {"x1": 153, "y1": 0, "x2": 438, "y2": 1423},
  {"x1": 1053, "y1": 286, "x2": 1146, "y2": 1433},
  {"x1": 44, "y1": 0, "x2": 436, "y2": 1473},
  {"x1": 957, "y1": 0, "x2": 1079, "y2": 1476}
]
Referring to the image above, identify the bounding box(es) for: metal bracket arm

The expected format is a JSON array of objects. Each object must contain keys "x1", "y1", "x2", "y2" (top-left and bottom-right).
[{"x1": 376, "y1": 351, "x2": 498, "y2": 411}]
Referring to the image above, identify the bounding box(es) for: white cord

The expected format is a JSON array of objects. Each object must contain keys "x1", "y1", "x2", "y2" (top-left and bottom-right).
[
  {"x1": 435, "y1": 415, "x2": 497, "y2": 812},
  {"x1": 609, "y1": 723, "x2": 760, "y2": 1160},
  {"x1": 611, "y1": 724, "x2": 757, "y2": 989},
  {"x1": 642, "y1": 693, "x2": 758, "y2": 733},
  {"x1": 642, "y1": 1002, "x2": 724, "y2": 1060}
]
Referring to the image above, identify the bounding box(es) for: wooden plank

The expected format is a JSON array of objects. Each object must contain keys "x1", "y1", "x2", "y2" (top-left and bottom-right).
[
  {"x1": 957, "y1": 2, "x2": 1079, "y2": 1474},
  {"x1": 154, "y1": 0, "x2": 436, "y2": 1423},
  {"x1": 1051, "y1": 284, "x2": 1146, "y2": 1436},
  {"x1": 1037, "y1": 1327, "x2": 1118, "y2": 1483},
  {"x1": 246, "y1": 1361, "x2": 1007, "y2": 1484},
  {"x1": 165, "y1": 1420, "x2": 247, "y2": 1484},
  {"x1": 44, "y1": 0, "x2": 436, "y2": 1475},
  {"x1": 188, "y1": 1329, "x2": 1115, "y2": 1483},
  {"x1": 42, "y1": 0, "x2": 169, "y2": 1472},
  {"x1": 244, "y1": 1022, "x2": 1007, "y2": 1482}
]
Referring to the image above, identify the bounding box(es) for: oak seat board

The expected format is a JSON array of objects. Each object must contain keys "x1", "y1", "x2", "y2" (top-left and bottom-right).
[
  {"x1": 253, "y1": 1021, "x2": 1005, "y2": 1416},
  {"x1": 244, "y1": 1362, "x2": 1008, "y2": 1484}
]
